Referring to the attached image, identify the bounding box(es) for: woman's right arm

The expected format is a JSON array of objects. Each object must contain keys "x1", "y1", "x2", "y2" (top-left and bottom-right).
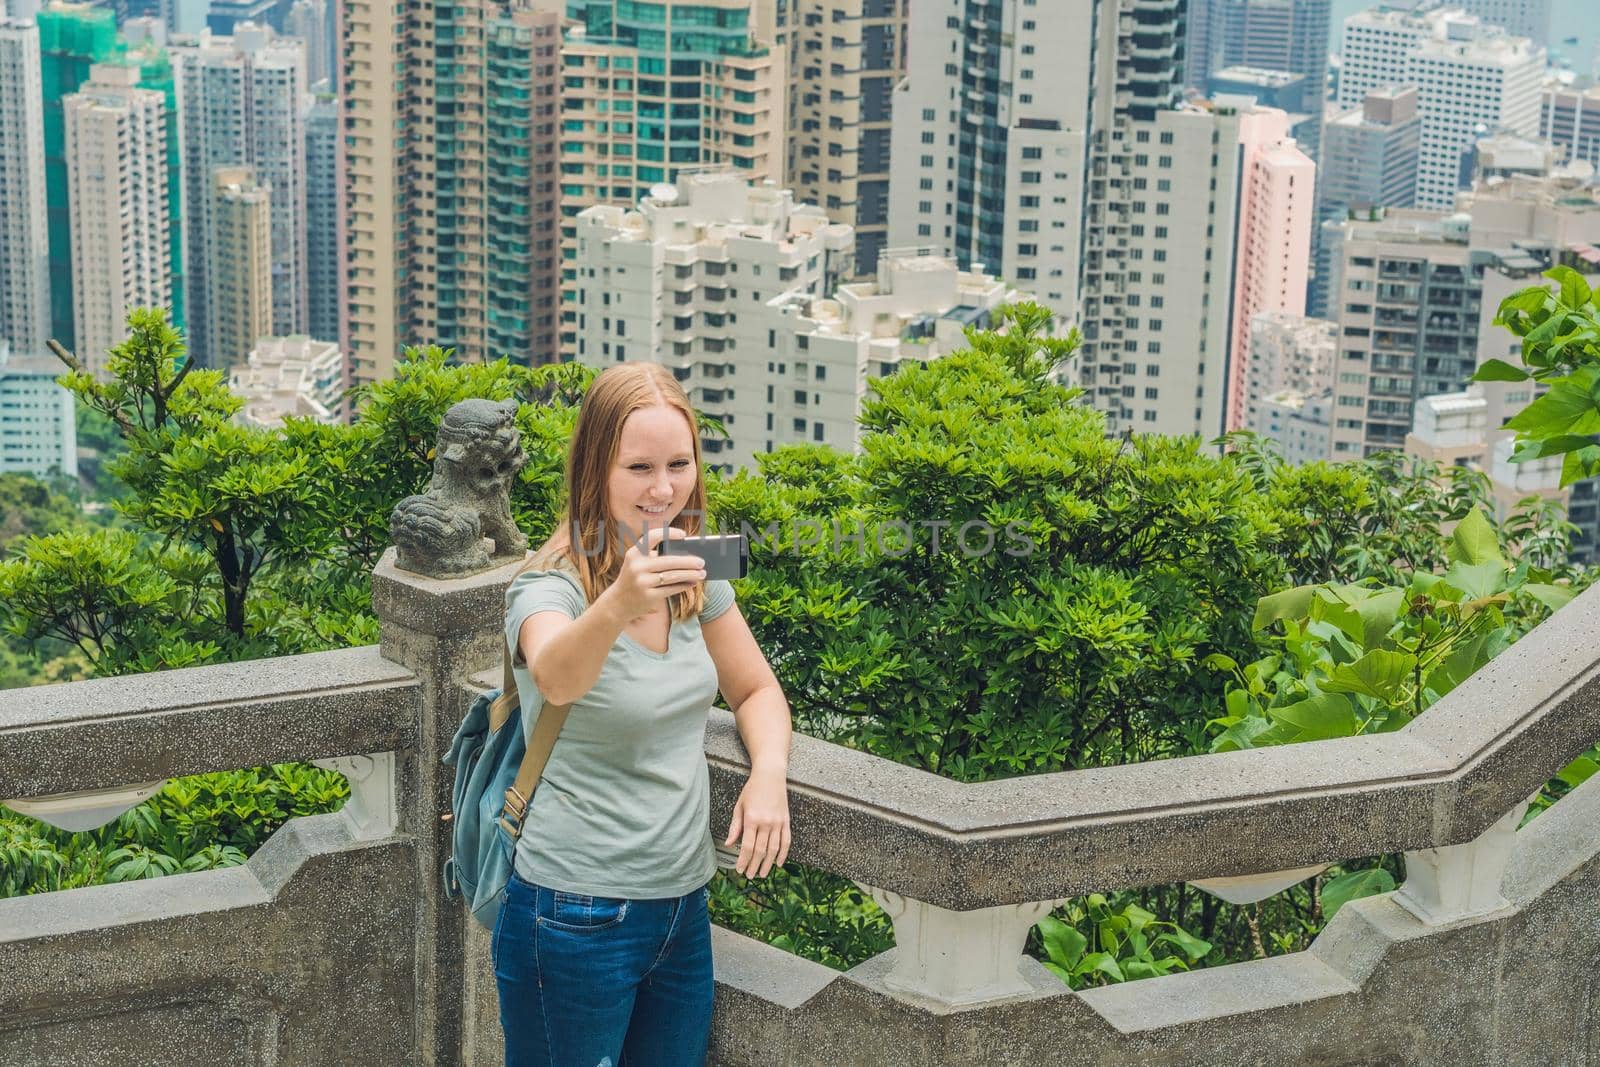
[{"x1": 521, "y1": 527, "x2": 705, "y2": 705}]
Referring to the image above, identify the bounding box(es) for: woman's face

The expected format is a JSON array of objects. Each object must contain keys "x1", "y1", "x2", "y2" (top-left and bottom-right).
[{"x1": 607, "y1": 402, "x2": 699, "y2": 551}]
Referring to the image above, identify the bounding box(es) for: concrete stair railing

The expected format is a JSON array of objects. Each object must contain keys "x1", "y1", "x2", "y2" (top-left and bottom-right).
[{"x1": 0, "y1": 548, "x2": 1596, "y2": 1065}]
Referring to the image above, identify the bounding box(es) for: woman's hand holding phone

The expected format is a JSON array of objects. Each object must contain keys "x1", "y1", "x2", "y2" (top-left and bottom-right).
[{"x1": 609, "y1": 525, "x2": 706, "y2": 620}]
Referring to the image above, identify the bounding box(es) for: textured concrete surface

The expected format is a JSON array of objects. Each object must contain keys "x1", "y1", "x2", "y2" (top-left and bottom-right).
[
  {"x1": 708, "y1": 772, "x2": 1600, "y2": 1066},
  {"x1": 0, "y1": 813, "x2": 417, "y2": 1066},
  {"x1": 0, "y1": 645, "x2": 419, "y2": 798}
]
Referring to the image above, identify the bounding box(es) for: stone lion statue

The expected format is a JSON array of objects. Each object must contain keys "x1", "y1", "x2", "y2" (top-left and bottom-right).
[{"x1": 390, "y1": 398, "x2": 529, "y2": 578}]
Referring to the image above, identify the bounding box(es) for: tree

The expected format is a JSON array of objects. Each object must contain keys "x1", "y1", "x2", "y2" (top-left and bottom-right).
[{"x1": 1472, "y1": 264, "x2": 1600, "y2": 484}]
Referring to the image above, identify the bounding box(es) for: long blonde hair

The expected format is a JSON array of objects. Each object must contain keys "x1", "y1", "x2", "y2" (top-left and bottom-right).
[{"x1": 528, "y1": 362, "x2": 708, "y2": 620}]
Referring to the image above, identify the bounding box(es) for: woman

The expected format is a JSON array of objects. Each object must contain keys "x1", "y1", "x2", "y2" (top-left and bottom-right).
[{"x1": 495, "y1": 362, "x2": 793, "y2": 1067}]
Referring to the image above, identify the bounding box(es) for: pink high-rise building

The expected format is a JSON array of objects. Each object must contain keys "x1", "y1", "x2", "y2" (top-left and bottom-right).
[{"x1": 1225, "y1": 107, "x2": 1314, "y2": 432}]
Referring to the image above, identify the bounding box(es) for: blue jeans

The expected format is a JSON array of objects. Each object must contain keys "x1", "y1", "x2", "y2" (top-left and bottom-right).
[{"x1": 492, "y1": 868, "x2": 714, "y2": 1067}]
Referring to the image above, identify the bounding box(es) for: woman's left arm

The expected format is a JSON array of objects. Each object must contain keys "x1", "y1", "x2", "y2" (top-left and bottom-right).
[{"x1": 703, "y1": 602, "x2": 792, "y2": 879}]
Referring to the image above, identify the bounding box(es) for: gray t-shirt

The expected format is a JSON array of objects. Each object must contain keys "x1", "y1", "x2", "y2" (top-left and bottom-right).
[{"x1": 503, "y1": 564, "x2": 735, "y2": 900}]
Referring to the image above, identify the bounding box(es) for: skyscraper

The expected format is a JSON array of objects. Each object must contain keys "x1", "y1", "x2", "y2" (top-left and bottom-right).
[
  {"x1": 1186, "y1": 0, "x2": 1331, "y2": 161},
  {"x1": 286, "y1": 0, "x2": 330, "y2": 88},
  {"x1": 63, "y1": 62, "x2": 170, "y2": 376},
  {"x1": 209, "y1": 166, "x2": 274, "y2": 368},
  {"x1": 0, "y1": 18, "x2": 52, "y2": 354},
  {"x1": 37, "y1": 2, "x2": 119, "y2": 351},
  {"x1": 303, "y1": 90, "x2": 339, "y2": 344},
  {"x1": 341, "y1": 0, "x2": 564, "y2": 382},
  {"x1": 1225, "y1": 107, "x2": 1315, "y2": 431},
  {"x1": 888, "y1": 0, "x2": 1092, "y2": 318},
  {"x1": 172, "y1": 23, "x2": 307, "y2": 366},
  {"x1": 782, "y1": 0, "x2": 906, "y2": 276},
  {"x1": 1314, "y1": 85, "x2": 1421, "y2": 316},
  {"x1": 889, "y1": 0, "x2": 1286, "y2": 438}
]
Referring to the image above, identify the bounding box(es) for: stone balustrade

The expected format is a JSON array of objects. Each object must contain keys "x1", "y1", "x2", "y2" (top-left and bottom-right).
[{"x1": 0, "y1": 549, "x2": 1597, "y2": 1065}]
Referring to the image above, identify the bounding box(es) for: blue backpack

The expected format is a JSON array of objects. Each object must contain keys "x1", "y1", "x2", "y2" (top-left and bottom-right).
[{"x1": 441, "y1": 643, "x2": 573, "y2": 930}]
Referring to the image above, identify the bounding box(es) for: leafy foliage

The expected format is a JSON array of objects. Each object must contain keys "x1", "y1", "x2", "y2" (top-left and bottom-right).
[
  {"x1": 0, "y1": 764, "x2": 348, "y2": 896},
  {"x1": 1204, "y1": 508, "x2": 1576, "y2": 750},
  {"x1": 1472, "y1": 264, "x2": 1600, "y2": 485},
  {"x1": 1034, "y1": 894, "x2": 1212, "y2": 987}
]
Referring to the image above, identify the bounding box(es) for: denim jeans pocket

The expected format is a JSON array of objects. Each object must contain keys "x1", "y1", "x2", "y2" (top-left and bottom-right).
[{"x1": 541, "y1": 889, "x2": 629, "y2": 932}]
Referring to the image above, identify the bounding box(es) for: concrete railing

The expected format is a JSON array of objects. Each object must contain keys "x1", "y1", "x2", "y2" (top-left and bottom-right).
[{"x1": 1, "y1": 549, "x2": 1598, "y2": 1065}]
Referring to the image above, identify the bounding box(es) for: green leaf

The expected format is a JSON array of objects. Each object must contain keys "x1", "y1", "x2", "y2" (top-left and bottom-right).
[
  {"x1": 1548, "y1": 265, "x2": 1593, "y2": 309},
  {"x1": 1265, "y1": 690, "x2": 1359, "y2": 743},
  {"x1": 1445, "y1": 508, "x2": 1502, "y2": 566},
  {"x1": 1036, "y1": 915, "x2": 1087, "y2": 970},
  {"x1": 1425, "y1": 633, "x2": 1489, "y2": 702},
  {"x1": 1523, "y1": 582, "x2": 1576, "y2": 614},
  {"x1": 1253, "y1": 585, "x2": 1316, "y2": 632},
  {"x1": 1470, "y1": 358, "x2": 1531, "y2": 383},
  {"x1": 1441, "y1": 559, "x2": 1509, "y2": 601},
  {"x1": 1155, "y1": 927, "x2": 1214, "y2": 962},
  {"x1": 1322, "y1": 649, "x2": 1418, "y2": 703},
  {"x1": 1321, "y1": 868, "x2": 1396, "y2": 919},
  {"x1": 1509, "y1": 434, "x2": 1600, "y2": 463},
  {"x1": 1504, "y1": 370, "x2": 1600, "y2": 437},
  {"x1": 1073, "y1": 951, "x2": 1125, "y2": 983},
  {"x1": 1557, "y1": 755, "x2": 1599, "y2": 789}
]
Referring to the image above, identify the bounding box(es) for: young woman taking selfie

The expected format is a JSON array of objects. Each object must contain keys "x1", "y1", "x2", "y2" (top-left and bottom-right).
[{"x1": 495, "y1": 362, "x2": 793, "y2": 1066}]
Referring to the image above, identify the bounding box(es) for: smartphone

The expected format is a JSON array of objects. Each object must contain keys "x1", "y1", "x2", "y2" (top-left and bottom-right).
[{"x1": 657, "y1": 532, "x2": 748, "y2": 581}]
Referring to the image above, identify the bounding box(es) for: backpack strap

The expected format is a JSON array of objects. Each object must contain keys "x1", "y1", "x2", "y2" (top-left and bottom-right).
[{"x1": 491, "y1": 635, "x2": 573, "y2": 842}]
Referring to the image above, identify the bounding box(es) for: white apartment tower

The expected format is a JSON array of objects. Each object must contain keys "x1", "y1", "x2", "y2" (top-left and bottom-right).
[
  {"x1": 63, "y1": 63, "x2": 172, "y2": 378},
  {"x1": 1338, "y1": 8, "x2": 1543, "y2": 211},
  {"x1": 172, "y1": 24, "x2": 308, "y2": 367},
  {"x1": 569, "y1": 172, "x2": 855, "y2": 471},
  {"x1": 0, "y1": 19, "x2": 52, "y2": 355}
]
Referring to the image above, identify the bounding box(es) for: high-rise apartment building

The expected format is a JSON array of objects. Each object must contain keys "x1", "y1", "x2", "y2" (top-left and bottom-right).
[
  {"x1": 172, "y1": 24, "x2": 307, "y2": 366},
  {"x1": 1314, "y1": 85, "x2": 1421, "y2": 316},
  {"x1": 37, "y1": 2, "x2": 118, "y2": 351},
  {"x1": 1185, "y1": 0, "x2": 1331, "y2": 161},
  {"x1": 891, "y1": 0, "x2": 1293, "y2": 438},
  {"x1": 62, "y1": 62, "x2": 170, "y2": 377},
  {"x1": 341, "y1": 0, "x2": 563, "y2": 383},
  {"x1": 1326, "y1": 167, "x2": 1600, "y2": 461},
  {"x1": 1327, "y1": 209, "x2": 1483, "y2": 457},
  {"x1": 552, "y1": 0, "x2": 785, "y2": 355},
  {"x1": 781, "y1": 0, "x2": 905, "y2": 277},
  {"x1": 209, "y1": 166, "x2": 274, "y2": 369},
  {"x1": 888, "y1": 0, "x2": 1088, "y2": 319},
  {"x1": 0, "y1": 18, "x2": 51, "y2": 355},
  {"x1": 1541, "y1": 79, "x2": 1600, "y2": 170},
  {"x1": 303, "y1": 91, "x2": 339, "y2": 346},
  {"x1": 1224, "y1": 107, "x2": 1315, "y2": 431},
  {"x1": 1337, "y1": 8, "x2": 1542, "y2": 211}
]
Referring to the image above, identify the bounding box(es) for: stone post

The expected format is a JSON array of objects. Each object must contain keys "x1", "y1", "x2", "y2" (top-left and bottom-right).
[
  {"x1": 854, "y1": 882, "x2": 1068, "y2": 1007},
  {"x1": 372, "y1": 547, "x2": 527, "y2": 1065},
  {"x1": 1395, "y1": 797, "x2": 1533, "y2": 926}
]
